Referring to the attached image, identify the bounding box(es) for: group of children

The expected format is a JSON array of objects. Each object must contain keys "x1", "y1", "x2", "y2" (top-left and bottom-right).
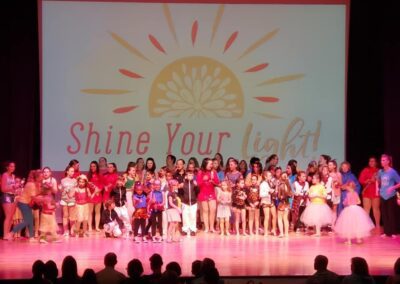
[{"x1": 5, "y1": 154, "x2": 380, "y2": 245}]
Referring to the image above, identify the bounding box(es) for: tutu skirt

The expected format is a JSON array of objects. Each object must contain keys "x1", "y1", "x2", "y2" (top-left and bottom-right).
[
  {"x1": 301, "y1": 202, "x2": 333, "y2": 227},
  {"x1": 166, "y1": 208, "x2": 181, "y2": 222},
  {"x1": 334, "y1": 205, "x2": 375, "y2": 239},
  {"x1": 217, "y1": 204, "x2": 231, "y2": 218}
]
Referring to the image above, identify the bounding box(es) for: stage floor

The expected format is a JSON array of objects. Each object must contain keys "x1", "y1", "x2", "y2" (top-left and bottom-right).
[{"x1": 0, "y1": 231, "x2": 399, "y2": 279}]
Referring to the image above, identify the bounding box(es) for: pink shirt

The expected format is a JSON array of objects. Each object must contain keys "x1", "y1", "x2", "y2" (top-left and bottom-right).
[
  {"x1": 75, "y1": 188, "x2": 88, "y2": 205},
  {"x1": 197, "y1": 170, "x2": 219, "y2": 201}
]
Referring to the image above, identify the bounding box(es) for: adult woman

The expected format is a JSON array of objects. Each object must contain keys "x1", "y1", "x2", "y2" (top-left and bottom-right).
[
  {"x1": 8, "y1": 169, "x2": 42, "y2": 241},
  {"x1": 377, "y1": 154, "x2": 400, "y2": 238},
  {"x1": 98, "y1": 157, "x2": 108, "y2": 174},
  {"x1": 359, "y1": 157, "x2": 380, "y2": 230},
  {"x1": 102, "y1": 163, "x2": 118, "y2": 204},
  {"x1": 197, "y1": 158, "x2": 219, "y2": 233},
  {"x1": 245, "y1": 161, "x2": 263, "y2": 187},
  {"x1": 87, "y1": 161, "x2": 103, "y2": 232},
  {"x1": 1, "y1": 161, "x2": 17, "y2": 239}
]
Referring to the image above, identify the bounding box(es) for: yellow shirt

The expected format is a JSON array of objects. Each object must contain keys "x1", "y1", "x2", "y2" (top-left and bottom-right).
[
  {"x1": 309, "y1": 183, "x2": 327, "y2": 205},
  {"x1": 18, "y1": 182, "x2": 39, "y2": 204}
]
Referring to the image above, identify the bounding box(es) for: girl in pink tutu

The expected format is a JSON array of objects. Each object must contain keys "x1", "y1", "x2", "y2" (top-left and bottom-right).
[
  {"x1": 334, "y1": 181, "x2": 375, "y2": 244},
  {"x1": 301, "y1": 174, "x2": 333, "y2": 237}
]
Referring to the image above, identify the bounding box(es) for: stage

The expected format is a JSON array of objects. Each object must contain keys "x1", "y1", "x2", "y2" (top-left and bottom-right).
[{"x1": 0, "y1": 231, "x2": 399, "y2": 280}]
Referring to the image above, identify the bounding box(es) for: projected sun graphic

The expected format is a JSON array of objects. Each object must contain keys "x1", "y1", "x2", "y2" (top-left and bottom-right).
[{"x1": 81, "y1": 4, "x2": 304, "y2": 119}]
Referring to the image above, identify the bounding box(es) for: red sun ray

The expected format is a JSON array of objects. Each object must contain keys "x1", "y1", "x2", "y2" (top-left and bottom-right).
[
  {"x1": 223, "y1": 31, "x2": 238, "y2": 53},
  {"x1": 148, "y1": 34, "x2": 167, "y2": 54},
  {"x1": 245, "y1": 63, "x2": 269, "y2": 73},
  {"x1": 191, "y1": 20, "x2": 198, "y2": 46},
  {"x1": 254, "y1": 97, "x2": 280, "y2": 103},
  {"x1": 113, "y1": 105, "x2": 138, "y2": 114},
  {"x1": 119, "y1": 69, "x2": 144, "y2": 79}
]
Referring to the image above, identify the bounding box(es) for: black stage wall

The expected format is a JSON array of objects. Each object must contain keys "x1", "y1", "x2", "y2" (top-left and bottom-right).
[{"x1": 0, "y1": 0, "x2": 399, "y2": 178}]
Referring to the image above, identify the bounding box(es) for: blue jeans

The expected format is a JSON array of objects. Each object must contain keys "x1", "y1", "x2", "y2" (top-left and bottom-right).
[{"x1": 12, "y1": 202, "x2": 34, "y2": 237}]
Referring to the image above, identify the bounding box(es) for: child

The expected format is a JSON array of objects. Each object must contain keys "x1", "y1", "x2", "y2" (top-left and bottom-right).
[
  {"x1": 59, "y1": 166, "x2": 77, "y2": 237},
  {"x1": 334, "y1": 181, "x2": 375, "y2": 244},
  {"x1": 133, "y1": 182, "x2": 148, "y2": 243},
  {"x1": 180, "y1": 171, "x2": 199, "y2": 236},
  {"x1": 232, "y1": 178, "x2": 247, "y2": 236},
  {"x1": 217, "y1": 180, "x2": 232, "y2": 236},
  {"x1": 166, "y1": 179, "x2": 182, "y2": 242},
  {"x1": 276, "y1": 173, "x2": 293, "y2": 238},
  {"x1": 12, "y1": 178, "x2": 25, "y2": 239},
  {"x1": 300, "y1": 174, "x2": 333, "y2": 237},
  {"x1": 75, "y1": 175, "x2": 90, "y2": 237},
  {"x1": 246, "y1": 175, "x2": 260, "y2": 236},
  {"x1": 110, "y1": 176, "x2": 132, "y2": 238},
  {"x1": 35, "y1": 187, "x2": 61, "y2": 243},
  {"x1": 260, "y1": 171, "x2": 277, "y2": 236},
  {"x1": 292, "y1": 171, "x2": 309, "y2": 233},
  {"x1": 101, "y1": 200, "x2": 124, "y2": 238},
  {"x1": 148, "y1": 179, "x2": 164, "y2": 242}
]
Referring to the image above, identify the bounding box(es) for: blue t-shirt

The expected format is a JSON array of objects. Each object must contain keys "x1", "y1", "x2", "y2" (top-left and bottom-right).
[{"x1": 378, "y1": 168, "x2": 400, "y2": 200}]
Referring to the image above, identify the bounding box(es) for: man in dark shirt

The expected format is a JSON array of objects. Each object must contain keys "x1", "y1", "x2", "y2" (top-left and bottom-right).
[{"x1": 306, "y1": 255, "x2": 340, "y2": 284}]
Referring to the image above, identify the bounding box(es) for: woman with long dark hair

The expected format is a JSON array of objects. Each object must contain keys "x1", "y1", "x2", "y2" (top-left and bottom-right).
[{"x1": 197, "y1": 158, "x2": 219, "y2": 233}]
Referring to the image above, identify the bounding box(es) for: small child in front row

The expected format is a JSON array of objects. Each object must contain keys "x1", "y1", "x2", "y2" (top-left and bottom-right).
[
  {"x1": 101, "y1": 200, "x2": 124, "y2": 238},
  {"x1": 34, "y1": 187, "x2": 61, "y2": 243},
  {"x1": 166, "y1": 179, "x2": 182, "y2": 242},
  {"x1": 110, "y1": 176, "x2": 132, "y2": 238},
  {"x1": 334, "y1": 181, "x2": 375, "y2": 244},
  {"x1": 300, "y1": 174, "x2": 333, "y2": 237},
  {"x1": 246, "y1": 175, "x2": 260, "y2": 236},
  {"x1": 133, "y1": 182, "x2": 149, "y2": 243},
  {"x1": 75, "y1": 175, "x2": 90, "y2": 237},
  {"x1": 232, "y1": 178, "x2": 247, "y2": 236},
  {"x1": 217, "y1": 181, "x2": 232, "y2": 236},
  {"x1": 148, "y1": 179, "x2": 164, "y2": 242}
]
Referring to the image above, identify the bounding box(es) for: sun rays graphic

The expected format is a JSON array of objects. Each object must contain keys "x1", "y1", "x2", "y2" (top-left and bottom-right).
[{"x1": 81, "y1": 4, "x2": 304, "y2": 119}]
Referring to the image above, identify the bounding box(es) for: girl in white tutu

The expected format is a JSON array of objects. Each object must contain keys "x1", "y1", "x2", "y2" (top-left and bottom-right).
[
  {"x1": 334, "y1": 181, "x2": 375, "y2": 244},
  {"x1": 301, "y1": 174, "x2": 333, "y2": 237}
]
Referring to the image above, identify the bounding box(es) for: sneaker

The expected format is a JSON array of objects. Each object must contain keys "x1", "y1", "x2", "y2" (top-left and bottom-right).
[
  {"x1": 134, "y1": 237, "x2": 141, "y2": 243},
  {"x1": 182, "y1": 231, "x2": 188, "y2": 236},
  {"x1": 29, "y1": 237, "x2": 37, "y2": 243},
  {"x1": 39, "y1": 238, "x2": 48, "y2": 244},
  {"x1": 143, "y1": 236, "x2": 148, "y2": 243},
  {"x1": 152, "y1": 236, "x2": 157, "y2": 242},
  {"x1": 63, "y1": 232, "x2": 69, "y2": 238}
]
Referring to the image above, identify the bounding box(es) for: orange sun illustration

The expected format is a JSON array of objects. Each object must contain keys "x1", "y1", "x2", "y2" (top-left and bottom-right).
[{"x1": 81, "y1": 4, "x2": 304, "y2": 119}]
